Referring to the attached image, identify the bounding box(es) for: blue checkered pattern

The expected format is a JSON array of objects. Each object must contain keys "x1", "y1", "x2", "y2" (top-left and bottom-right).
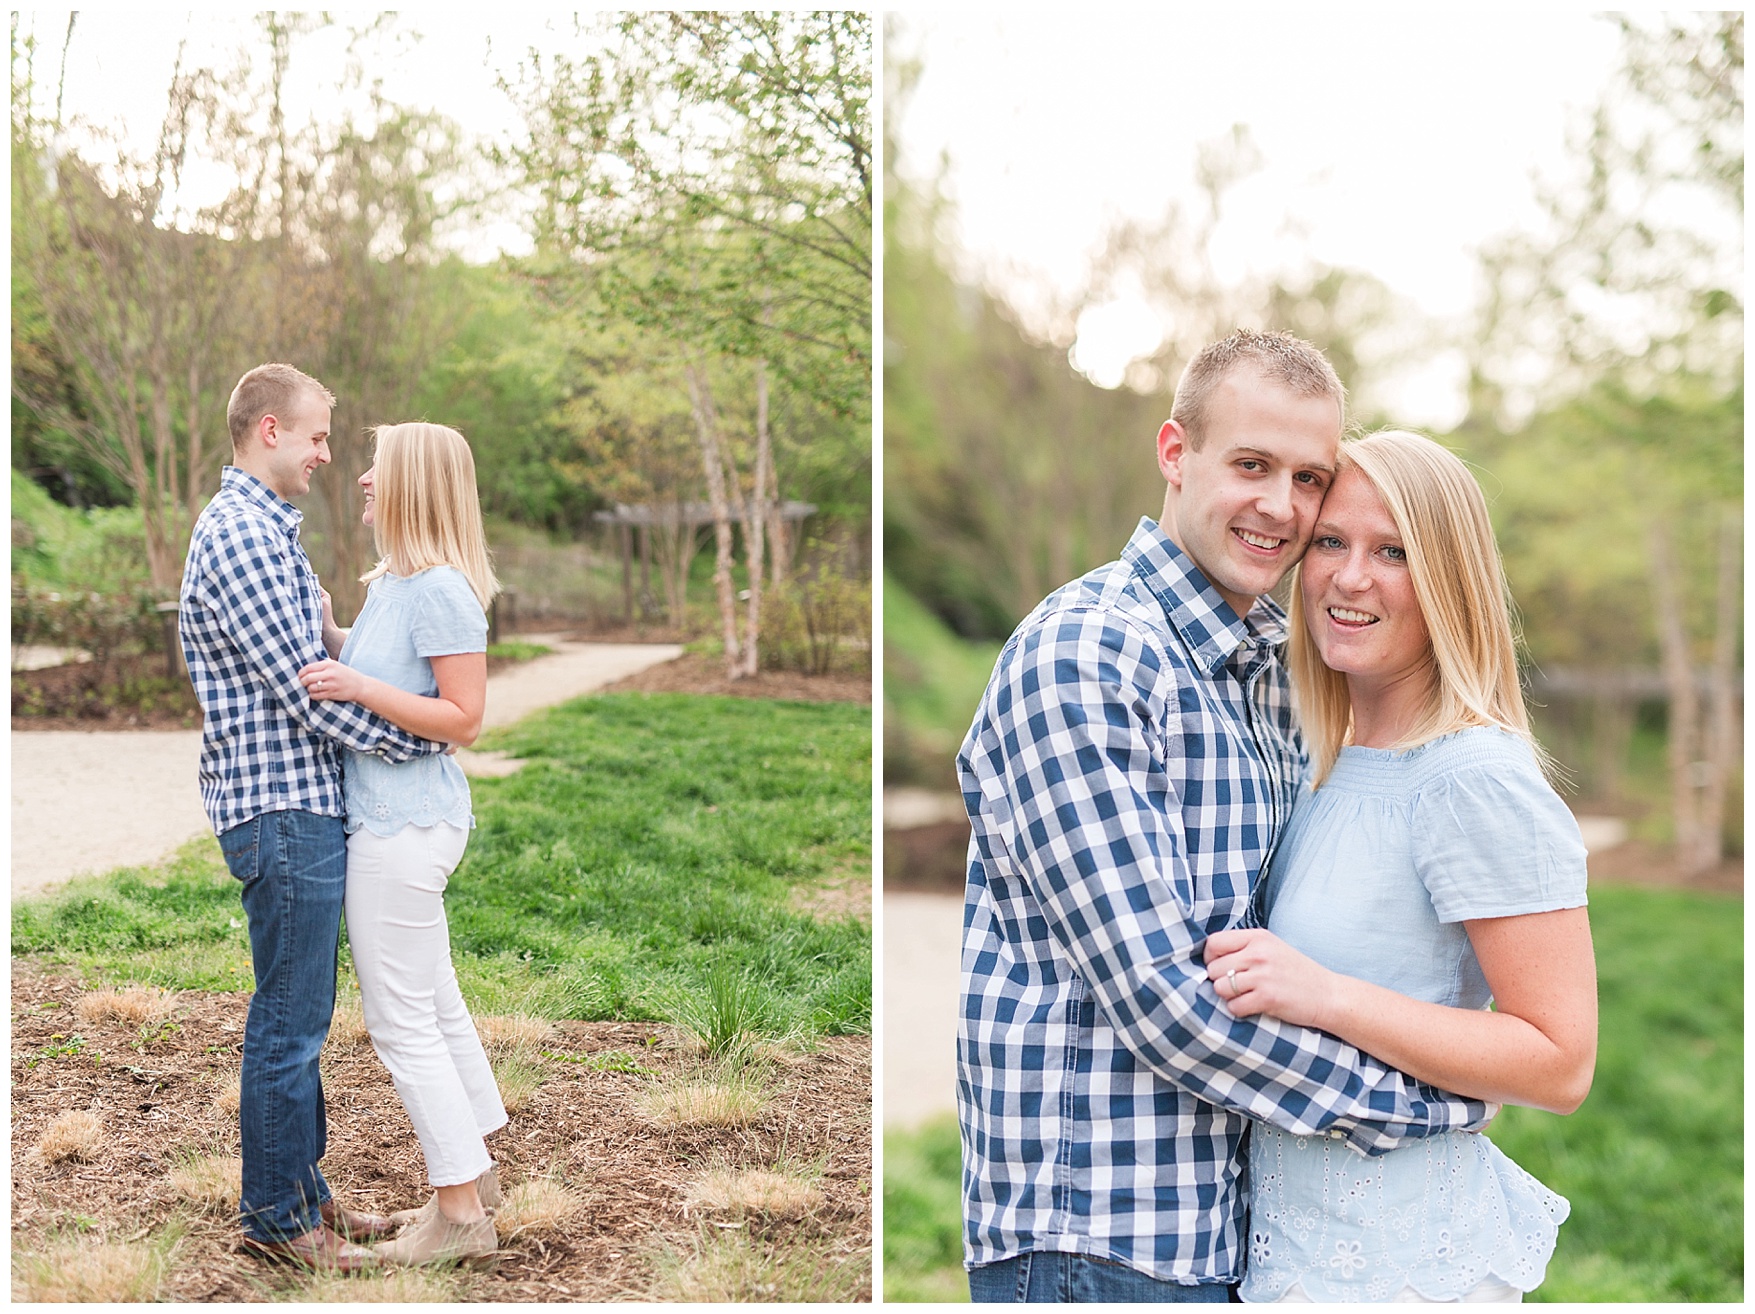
[
  {"x1": 956, "y1": 518, "x2": 1492, "y2": 1284},
  {"x1": 179, "y1": 467, "x2": 441, "y2": 835}
]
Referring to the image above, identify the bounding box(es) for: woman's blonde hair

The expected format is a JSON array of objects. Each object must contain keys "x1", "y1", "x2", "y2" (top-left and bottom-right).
[
  {"x1": 360, "y1": 422, "x2": 499, "y2": 610},
  {"x1": 1287, "y1": 429, "x2": 1544, "y2": 788}
]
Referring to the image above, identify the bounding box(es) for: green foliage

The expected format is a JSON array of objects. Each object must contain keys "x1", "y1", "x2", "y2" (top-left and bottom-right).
[
  {"x1": 14, "y1": 695, "x2": 872, "y2": 1040},
  {"x1": 502, "y1": 12, "x2": 872, "y2": 423},
  {"x1": 1458, "y1": 377, "x2": 1743, "y2": 670},
  {"x1": 761, "y1": 548, "x2": 873, "y2": 676},
  {"x1": 10, "y1": 470, "x2": 153, "y2": 594},
  {"x1": 882, "y1": 575, "x2": 1002, "y2": 789},
  {"x1": 883, "y1": 167, "x2": 1162, "y2": 639},
  {"x1": 879, "y1": 885, "x2": 1742, "y2": 1304}
]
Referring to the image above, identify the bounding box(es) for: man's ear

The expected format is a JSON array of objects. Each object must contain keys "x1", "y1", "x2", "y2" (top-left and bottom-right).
[
  {"x1": 1157, "y1": 419, "x2": 1190, "y2": 488},
  {"x1": 257, "y1": 413, "x2": 280, "y2": 449}
]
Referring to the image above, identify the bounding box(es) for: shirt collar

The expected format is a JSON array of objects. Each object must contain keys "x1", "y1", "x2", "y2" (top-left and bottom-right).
[
  {"x1": 221, "y1": 465, "x2": 303, "y2": 535},
  {"x1": 1121, "y1": 516, "x2": 1290, "y2": 674}
]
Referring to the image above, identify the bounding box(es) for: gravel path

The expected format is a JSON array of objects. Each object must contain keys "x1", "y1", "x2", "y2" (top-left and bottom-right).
[{"x1": 11, "y1": 637, "x2": 681, "y2": 897}]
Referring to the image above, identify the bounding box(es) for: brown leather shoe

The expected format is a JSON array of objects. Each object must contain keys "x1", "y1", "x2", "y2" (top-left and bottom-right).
[
  {"x1": 320, "y1": 1198, "x2": 396, "y2": 1242},
  {"x1": 240, "y1": 1224, "x2": 379, "y2": 1273}
]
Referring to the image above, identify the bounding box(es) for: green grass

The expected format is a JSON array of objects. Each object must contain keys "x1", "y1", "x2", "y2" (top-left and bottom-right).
[
  {"x1": 883, "y1": 1116, "x2": 969, "y2": 1302},
  {"x1": 12, "y1": 693, "x2": 871, "y2": 1039},
  {"x1": 486, "y1": 640, "x2": 555, "y2": 663},
  {"x1": 880, "y1": 884, "x2": 1742, "y2": 1303}
]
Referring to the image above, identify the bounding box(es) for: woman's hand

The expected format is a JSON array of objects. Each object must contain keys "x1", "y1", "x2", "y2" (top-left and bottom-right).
[
  {"x1": 1202, "y1": 927, "x2": 1344, "y2": 1029},
  {"x1": 318, "y1": 587, "x2": 346, "y2": 658},
  {"x1": 298, "y1": 657, "x2": 371, "y2": 704}
]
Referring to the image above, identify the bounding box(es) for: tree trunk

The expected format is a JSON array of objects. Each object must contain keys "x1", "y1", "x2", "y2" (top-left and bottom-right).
[
  {"x1": 742, "y1": 358, "x2": 771, "y2": 678},
  {"x1": 684, "y1": 360, "x2": 743, "y2": 677},
  {"x1": 1647, "y1": 518, "x2": 1704, "y2": 863},
  {"x1": 1694, "y1": 510, "x2": 1741, "y2": 872}
]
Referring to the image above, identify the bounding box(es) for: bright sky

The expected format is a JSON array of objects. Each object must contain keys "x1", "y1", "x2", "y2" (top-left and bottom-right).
[
  {"x1": 890, "y1": 12, "x2": 1629, "y2": 429},
  {"x1": 13, "y1": 9, "x2": 577, "y2": 261}
]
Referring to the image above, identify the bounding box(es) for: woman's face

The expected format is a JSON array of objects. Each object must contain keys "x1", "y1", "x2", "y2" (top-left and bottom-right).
[
  {"x1": 358, "y1": 464, "x2": 376, "y2": 527},
  {"x1": 1299, "y1": 466, "x2": 1431, "y2": 689}
]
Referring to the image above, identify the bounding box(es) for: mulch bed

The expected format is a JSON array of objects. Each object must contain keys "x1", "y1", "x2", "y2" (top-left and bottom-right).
[
  {"x1": 12, "y1": 643, "x2": 869, "y2": 734},
  {"x1": 11, "y1": 963, "x2": 872, "y2": 1302},
  {"x1": 1583, "y1": 837, "x2": 1743, "y2": 896}
]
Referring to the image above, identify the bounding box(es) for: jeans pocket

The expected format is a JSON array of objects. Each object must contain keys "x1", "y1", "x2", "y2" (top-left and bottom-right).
[{"x1": 218, "y1": 819, "x2": 261, "y2": 884}]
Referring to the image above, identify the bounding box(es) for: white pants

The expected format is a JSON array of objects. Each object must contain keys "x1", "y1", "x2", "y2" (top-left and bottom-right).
[{"x1": 345, "y1": 821, "x2": 507, "y2": 1188}]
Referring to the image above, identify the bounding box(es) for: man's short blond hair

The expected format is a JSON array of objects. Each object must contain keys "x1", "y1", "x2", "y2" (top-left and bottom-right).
[
  {"x1": 227, "y1": 364, "x2": 337, "y2": 450},
  {"x1": 1169, "y1": 330, "x2": 1345, "y2": 449}
]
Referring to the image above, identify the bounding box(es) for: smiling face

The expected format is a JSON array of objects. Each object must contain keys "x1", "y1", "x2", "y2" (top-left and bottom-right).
[
  {"x1": 1157, "y1": 368, "x2": 1341, "y2": 618},
  {"x1": 358, "y1": 464, "x2": 377, "y2": 527},
  {"x1": 1299, "y1": 465, "x2": 1433, "y2": 697},
  {"x1": 259, "y1": 390, "x2": 332, "y2": 499}
]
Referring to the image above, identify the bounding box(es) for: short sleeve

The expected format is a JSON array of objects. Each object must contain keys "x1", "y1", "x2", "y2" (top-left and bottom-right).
[
  {"x1": 1412, "y1": 746, "x2": 1589, "y2": 923},
  {"x1": 410, "y1": 568, "x2": 488, "y2": 658}
]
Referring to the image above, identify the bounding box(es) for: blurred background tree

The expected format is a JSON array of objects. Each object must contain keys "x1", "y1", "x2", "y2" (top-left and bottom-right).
[
  {"x1": 884, "y1": 13, "x2": 1742, "y2": 870},
  {"x1": 11, "y1": 11, "x2": 872, "y2": 687}
]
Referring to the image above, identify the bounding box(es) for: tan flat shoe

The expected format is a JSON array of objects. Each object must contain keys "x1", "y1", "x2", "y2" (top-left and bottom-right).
[
  {"x1": 389, "y1": 1165, "x2": 503, "y2": 1228},
  {"x1": 374, "y1": 1206, "x2": 498, "y2": 1269}
]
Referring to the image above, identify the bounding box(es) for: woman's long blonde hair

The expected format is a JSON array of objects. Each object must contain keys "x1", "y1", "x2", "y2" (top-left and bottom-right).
[
  {"x1": 360, "y1": 422, "x2": 499, "y2": 610},
  {"x1": 1287, "y1": 429, "x2": 1544, "y2": 788}
]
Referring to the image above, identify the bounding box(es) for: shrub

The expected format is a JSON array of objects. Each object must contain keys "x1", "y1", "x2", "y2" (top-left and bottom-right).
[{"x1": 761, "y1": 549, "x2": 872, "y2": 677}]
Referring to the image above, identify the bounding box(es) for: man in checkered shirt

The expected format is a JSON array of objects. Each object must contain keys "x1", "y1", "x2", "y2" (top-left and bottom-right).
[
  {"x1": 179, "y1": 364, "x2": 443, "y2": 1272},
  {"x1": 957, "y1": 331, "x2": 1494, "y2": 1302}
]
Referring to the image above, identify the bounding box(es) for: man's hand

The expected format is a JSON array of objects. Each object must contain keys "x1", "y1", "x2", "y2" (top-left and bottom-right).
[
  {"x1": 1203, "y1": 927, "x2": 1343, "y2": 1030},
  {"x1": 298, "y1": 657, "x2": 371, "y2": 704}
]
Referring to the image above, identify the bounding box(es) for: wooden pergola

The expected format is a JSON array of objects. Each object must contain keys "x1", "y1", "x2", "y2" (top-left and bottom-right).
[{"x1": 593, "y1": 501, "x2": 818, "y2": 621}]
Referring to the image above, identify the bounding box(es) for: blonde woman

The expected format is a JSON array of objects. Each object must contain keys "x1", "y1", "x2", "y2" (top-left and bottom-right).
[
  {"x1": 298, "y1": 422, "x2": 505, "y2": 1268},
  {"x1": 1199, "y1": 430, "x2": 1597, "y2": 1302}
]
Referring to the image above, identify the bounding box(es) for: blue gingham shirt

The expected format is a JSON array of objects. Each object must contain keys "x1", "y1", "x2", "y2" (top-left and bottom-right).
[
  {"x1": 179, "y1": 467, "x2": 441, "y2": 835},
  {"x1": 956, "y1": 518, "x2": 1492, "y2": 1284}
]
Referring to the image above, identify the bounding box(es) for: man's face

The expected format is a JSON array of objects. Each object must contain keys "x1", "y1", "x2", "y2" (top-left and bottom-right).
[
  {"x1": 262, "y1": 392, "x2": 332, "y2": 499},
  {"x1": 1157, "y1": 370, "x2": 1340, "y2": 618}
]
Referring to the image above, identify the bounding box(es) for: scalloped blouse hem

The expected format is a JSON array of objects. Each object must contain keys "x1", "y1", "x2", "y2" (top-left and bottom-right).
[
  {"x1": 1246, "y1": 1273, "x2": 1526, "y2": 1302},
  {"x1": 344, "y1": 810, "x2": 476, "y2": 838}
]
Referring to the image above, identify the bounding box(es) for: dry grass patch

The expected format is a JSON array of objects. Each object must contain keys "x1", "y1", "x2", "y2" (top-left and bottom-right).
[
  {"x1": 328, "y1": 998, "x2": 370, "y2": 1049},
  {"x1": 686, "y1": 1166, "x2": 824, "y2": 1220},
  {"x1": 165, "y1": 1153, "x2": 242, "y2": 1212},
  {"x1": 492, "y1": 1057, "x2": 547, "y2": 1114},
  {"x1": 12, "y1": 1233, "x2": 173, "y2": 1302},
  {"x1": 495, "y1": 1177, "x2": 589, "y2": 1239},
  {"x1": 476, "y1": 1012, "x2": 555, "y2": 1060},
  {"x1": 294, "y1": 1267, "x2": 462, "y2": 1302},
  {"x1": 75, "y1": 984, "x2": 177, "y2": 1029},
  {"x1": 211, "y1": 1076, "x2": 241, "y2": 1121},
  {"x1": 36, "y1": 1109, "x2": 104, "y2": 1163},
  {"x1": 650, "y1": 1228, "x2": 869, "y2": 1303},
  {"x1": 638, "y1": 1076, "x2": 769, "y2": 1130}
]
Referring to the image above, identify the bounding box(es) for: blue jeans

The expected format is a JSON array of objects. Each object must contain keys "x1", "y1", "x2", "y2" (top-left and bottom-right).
[
  {"x1": 969, "y1": 1252, "x2": 1236, "y2": 1303},
  {"x1": 219, "y1": 810, "x2": 347, "y2": 1242}
]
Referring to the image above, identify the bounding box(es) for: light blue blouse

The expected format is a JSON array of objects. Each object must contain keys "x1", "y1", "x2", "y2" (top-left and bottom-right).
[
  {"x1": 337, "y1": 567, "x2": 486, "y2": 837},
  {"x1": 1239, "y1": 727, "x2": 1589, "y2": 1302}
]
